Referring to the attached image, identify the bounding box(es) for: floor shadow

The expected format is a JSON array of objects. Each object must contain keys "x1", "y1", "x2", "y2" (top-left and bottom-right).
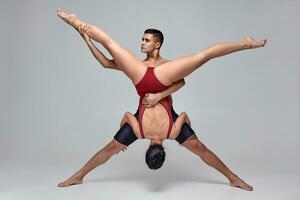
[{"x1": 85, "y1": 169, "x2": 226, "y2": 192}]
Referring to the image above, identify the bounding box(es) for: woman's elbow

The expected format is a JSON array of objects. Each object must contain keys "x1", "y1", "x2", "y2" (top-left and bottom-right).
[
  {"x1": 181, "y1": 112, "x2": 187, "y2": 117},
  {"x1": 125, "y1": 112, "x2": 132, "y2": 118}
]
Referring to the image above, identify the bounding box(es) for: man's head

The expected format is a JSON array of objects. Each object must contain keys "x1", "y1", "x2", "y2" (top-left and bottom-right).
[
  {"x1": 141, "y1": 29, "x2": 164, "y2": 53},
  {"x1": 145, "y1": 143, "x2": 166, "y2": 170}
]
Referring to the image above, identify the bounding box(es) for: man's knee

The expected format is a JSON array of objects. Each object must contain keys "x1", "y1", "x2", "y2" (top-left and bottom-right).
[
  {"x1": 196, "y1": 140, "x2": 208, "y2": 154},
  {"x1": 104, "y1": 139, "x2": 126, "y2": 155},
  {"x1": 184, "y1": 139, "x2": 208, "y2": 154}
]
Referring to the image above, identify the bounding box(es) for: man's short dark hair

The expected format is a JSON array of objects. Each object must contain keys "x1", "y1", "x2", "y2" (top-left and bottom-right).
[
  {"x1": 145, "y1": 144, "x2": 166, "y2": 170},
  {"x1": 144, "y1": 29, "x2": 164, "y2": 48}
]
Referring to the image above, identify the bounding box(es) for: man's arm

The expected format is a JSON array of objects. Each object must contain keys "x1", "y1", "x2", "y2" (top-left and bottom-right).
[
  {"x1": 142, "y1": 79, "x2": 185, "y2": 107},
  {"x1": 79, "y1": 25, "x2": 119, "y2": 70},
  {"x1": 85, "y1": 40, "x2": 119, "y2": 70},
  {"x1": 158, "y1": 78, "x2": 185, "y2": 100}
]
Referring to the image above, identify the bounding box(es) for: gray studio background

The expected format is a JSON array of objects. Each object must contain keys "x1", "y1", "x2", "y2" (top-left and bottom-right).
[{"x1": 1, "y1": 0, "x2": 299, "y2": 199}]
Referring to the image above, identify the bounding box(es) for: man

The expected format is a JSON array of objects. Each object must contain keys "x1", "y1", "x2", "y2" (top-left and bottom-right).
[{"x1": 56, "y1": 13, "x2": 255, "y2": 190}]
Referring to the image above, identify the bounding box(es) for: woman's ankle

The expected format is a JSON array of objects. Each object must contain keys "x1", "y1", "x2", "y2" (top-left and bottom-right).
[
  {"x1": 67, "y1": 17, "x2": 82, "y2": 30},
  {"x1": 240, "y1": 40, "x2": 250, "y2": 49}
]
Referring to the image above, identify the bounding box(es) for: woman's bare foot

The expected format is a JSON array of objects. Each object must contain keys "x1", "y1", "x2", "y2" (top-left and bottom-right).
[
  {"x1": 244, "y1": 36, "x2": 267, "y2": 49},
  {"x1": 229, "y1": 175, "x2": 253, "y2": 191},
  {"x1": 57, "y1": 175, "x2": 83, "y2": 187},
  {"x1": 56, "y1": 8, "x2": 77, "y2": 25}
]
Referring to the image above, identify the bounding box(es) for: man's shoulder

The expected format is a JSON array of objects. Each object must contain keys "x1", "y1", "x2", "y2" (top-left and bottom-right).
[{"x1": 161, "y1": 58, "x2": 170, "y2": 64}]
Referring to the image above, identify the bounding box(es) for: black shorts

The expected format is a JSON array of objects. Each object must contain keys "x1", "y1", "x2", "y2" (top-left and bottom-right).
[
  {"x1": 114, "y1": 110, "x2": 139, "y2": 146},
  {"x1": 114, "y1": 107, "x2": 197, "y2": 146}
]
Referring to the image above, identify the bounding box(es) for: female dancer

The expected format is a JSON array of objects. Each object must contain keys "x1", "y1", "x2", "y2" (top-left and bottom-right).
[{"x1": 56, "y1": 8, "x2": 267, "y2": 191}]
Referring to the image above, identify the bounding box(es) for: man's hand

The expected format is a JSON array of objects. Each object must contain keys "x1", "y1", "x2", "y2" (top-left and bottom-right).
[
  {"x1": 142, "y1": 93, "x2": 161, "y2": 107},
  {"x1": 78, "y1": 24, "x2": 90, "y2": 42}
]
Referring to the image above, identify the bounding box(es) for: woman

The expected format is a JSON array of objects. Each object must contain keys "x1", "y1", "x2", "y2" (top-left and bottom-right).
[{"x1": 56, "y1": 8, "x2": 267, "y2": 191}]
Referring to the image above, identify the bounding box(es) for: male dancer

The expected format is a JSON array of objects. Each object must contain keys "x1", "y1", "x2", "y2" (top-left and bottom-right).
[{"x1": 57, "y1": 8, "x2": 266, "y2": 191}]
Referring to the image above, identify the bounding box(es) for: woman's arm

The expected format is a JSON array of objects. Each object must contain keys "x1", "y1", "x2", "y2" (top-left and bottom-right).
[
  {"x1": 142, "y1": 79, "x2": 185, "y2": 107},
  {"x1": 79, "y1": 25, "x2": 119, "y2": 70},
  {"x1": 169, "y1": 112, "x2": 190, "y2": 139},
  {"x1": 120, "y1": 112, "x2": 140, "y2": 137}
]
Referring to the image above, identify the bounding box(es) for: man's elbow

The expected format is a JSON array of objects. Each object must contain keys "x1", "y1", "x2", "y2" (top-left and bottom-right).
[
  {"x1": 101, "y1": 64, "x2": 108, "y2": 68},
  {"x1": 105, "y1": 60, "x2": 119, "y2": 70},
  {"x1": 99, "y1": 61, "x2": 113, "y2": 69},
  {"x1": 94, "y1": 57, "x2": 108, "y2": 68},
  {"x1": 178, "y1": 79, "x2": 185, "y2": 86}
]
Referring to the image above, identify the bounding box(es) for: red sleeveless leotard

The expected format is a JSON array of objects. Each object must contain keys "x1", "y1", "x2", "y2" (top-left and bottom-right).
[{"x1": 135, "y1": 67, "x2": 173, "y2": 139}]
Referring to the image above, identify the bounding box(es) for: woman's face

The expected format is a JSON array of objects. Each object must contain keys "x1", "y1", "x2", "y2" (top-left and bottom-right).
[{"x1": 141, "y1": 33, "x2": 160, "y2": 53}]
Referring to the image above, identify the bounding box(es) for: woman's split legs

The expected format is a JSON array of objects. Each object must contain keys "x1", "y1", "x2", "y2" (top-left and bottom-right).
[
  {"x1": 57, "y1": 139, "x2": 126, "y2": 187},
  {"x1": 156, "y1": 37, "x2": 267, "y2": 86},
  {"x1": 56, "y1": 9, "x2": 146, "y2": 84},
  {"x1": 182, "y1": 138, "x2": 253, "y2": 191}
]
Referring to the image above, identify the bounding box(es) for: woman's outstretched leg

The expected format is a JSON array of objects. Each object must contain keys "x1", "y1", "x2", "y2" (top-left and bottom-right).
[
  {"x1": 56, "y1": 8, "x2": 146, "y2": 84},
  {"x1": 156, "y1": 37, "x2": 267, "y2": 85}
]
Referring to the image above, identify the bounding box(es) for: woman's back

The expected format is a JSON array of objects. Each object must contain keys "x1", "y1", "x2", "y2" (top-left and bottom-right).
[{"x1": 141, "y1": 103, "x2": 170, "y2": 140}]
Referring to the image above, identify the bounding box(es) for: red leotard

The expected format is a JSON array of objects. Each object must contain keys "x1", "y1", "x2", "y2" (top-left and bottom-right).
[{"x1": 135, "y1": 67, "x2": 173, "y2": 139}]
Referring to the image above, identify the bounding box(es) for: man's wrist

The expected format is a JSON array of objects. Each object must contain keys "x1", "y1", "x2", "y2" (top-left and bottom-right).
[
  {"x1": 157, "y1": 93, "x2": 164, "y2": 100},
  {"x1": 86, "y1": 40, "x2": 93, "y2": 46}
]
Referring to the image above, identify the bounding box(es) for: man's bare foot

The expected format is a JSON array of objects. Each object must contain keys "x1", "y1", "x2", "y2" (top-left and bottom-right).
[
  {"x1": 229, "y1": 175, "x2": 253, "y2": 191},
  {"x1": 57, "y1": 175, "x2": 83, "y2": 187},
  {"x1": 244, "y1": 36, "x2": 267, "y2": 49},
  {"x1": 56, "y1": 8, "x2": 77, "y2": 25}
]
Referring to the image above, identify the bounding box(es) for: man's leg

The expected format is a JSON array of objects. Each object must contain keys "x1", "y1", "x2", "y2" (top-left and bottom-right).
[
  {"x1": 156, "y1": 37, "x2": 267, "y2": 86},
  {"x1": 57, "y1": 139, "x2": 126, "y2": 187},
  {"x1": 56, "y1": 9, "x2": 146, "y2": 84},
  {"x1": 182, "y1": 138, "x2": 253, "y2": 191}
]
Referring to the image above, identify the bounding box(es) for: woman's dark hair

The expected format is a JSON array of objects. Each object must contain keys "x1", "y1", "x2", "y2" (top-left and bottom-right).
[
  {"x1": 145, "y1": 144, "x2": 166, "y2": 170},
  {"x1": 144, "y1": 29, "x2": 164, "y2": 48}
]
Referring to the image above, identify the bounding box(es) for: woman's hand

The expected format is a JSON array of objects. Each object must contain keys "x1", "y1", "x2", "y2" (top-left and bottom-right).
[
  {"x1": 78, "y1": 24, "x2": 90, "y2": 42},
  {"x1": 142, "y1": 93, "x2": 162, "y2": 107}
]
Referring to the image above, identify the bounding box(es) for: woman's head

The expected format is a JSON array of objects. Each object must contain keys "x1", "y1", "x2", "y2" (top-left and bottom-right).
[
  {"x1": 141, "y1": 29, "x2": 164, "y2": 53},
  {"x1": 145, "y1": 143, "x2": 166, "y2": 170}
]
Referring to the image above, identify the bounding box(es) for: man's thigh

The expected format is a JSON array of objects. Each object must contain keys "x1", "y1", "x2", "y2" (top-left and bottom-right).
[
  {"x1": 182, "y1": 138, "x2": 207, "y2": 155},
  {"x1": 113, "y1": 109, "x2": 139, "y2": 147},
  {"x1": 171, "y1": 107, "x2": 199, "y2": 145}
]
